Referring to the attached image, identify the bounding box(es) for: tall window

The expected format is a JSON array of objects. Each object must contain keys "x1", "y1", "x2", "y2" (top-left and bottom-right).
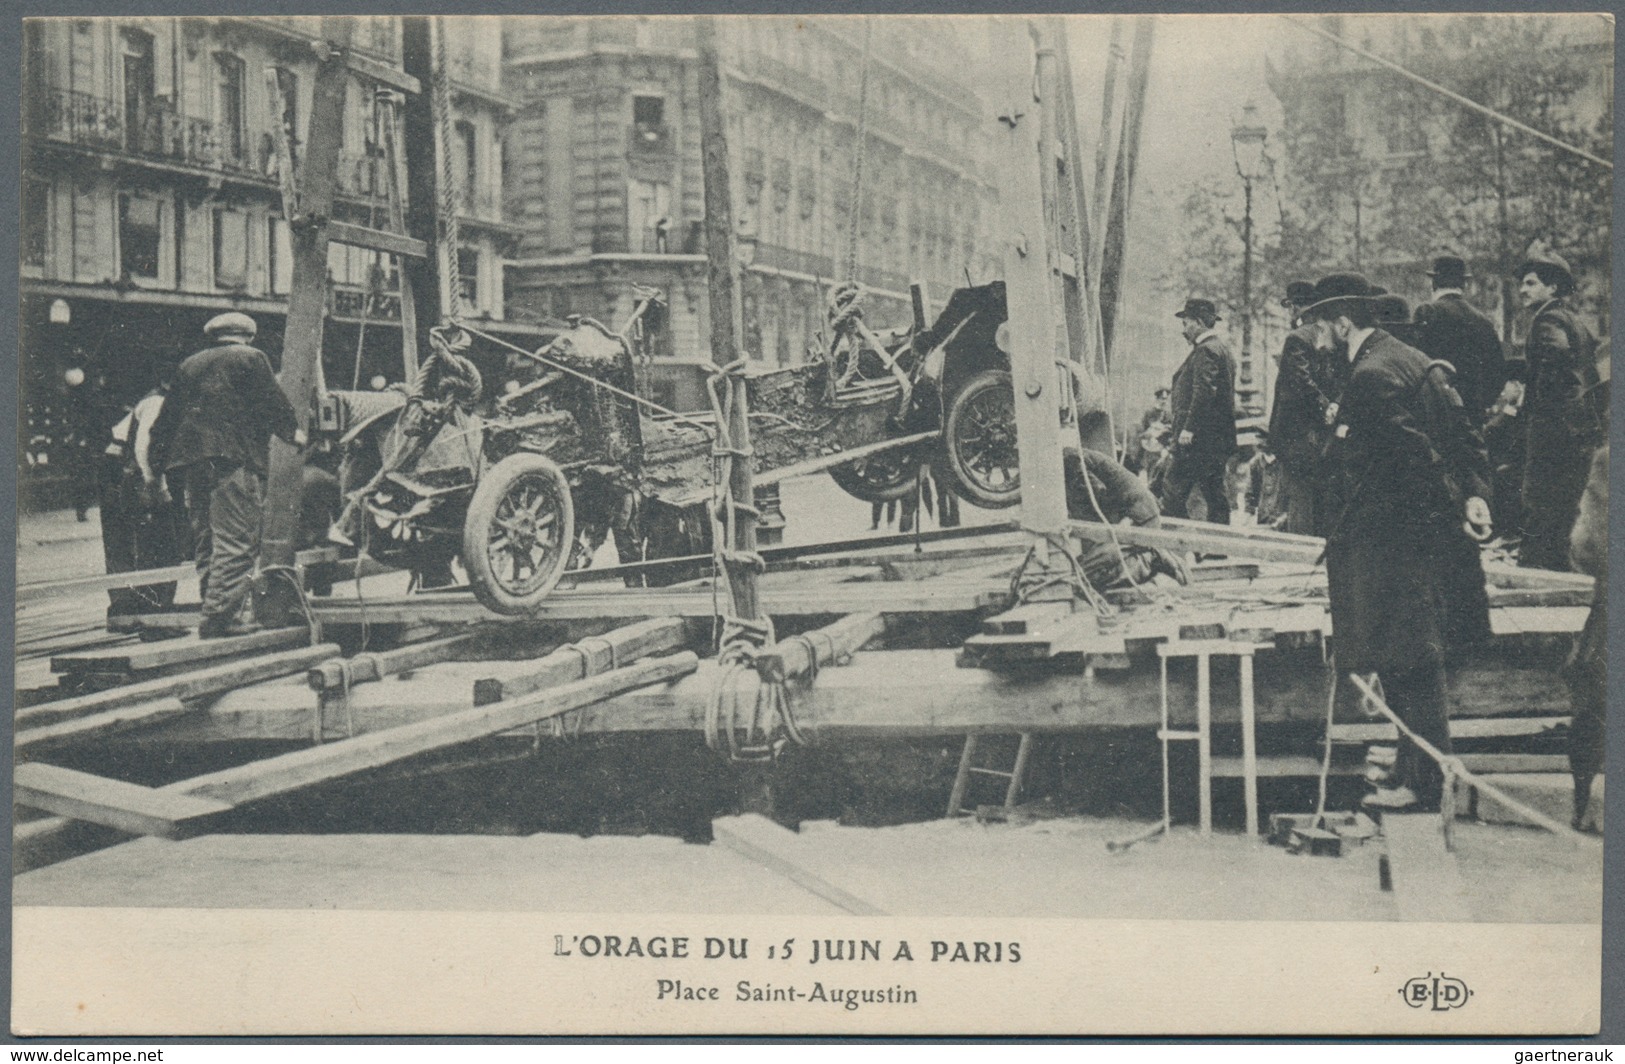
[
  {"x1": 122, "y1": 30, "x2": 155, "y2": 154},
  {"x1": 269, "y1": 215, "x2": 292, "y2": 294},
  {"x1": 457, "y1": 247, "x2": 479, "y2": 310},
  {"x1": 455, "y1": 120, "x2": 477, "y2": 212},
  {"x1": 23, "y1": 177, "x2": 50, "y2": 271},
  {"x1": 628, "y1": 179, "x2": 671, "y2": 253},
  {"x1": 213, "y1": 207, "x2": 249, "y2": 289},
  {"x1": 119, "y1": 192, "x2": 162, "y2": 282},
  {"x1": 214, "y1": 53, "x2": 246, "y2": 166},
  {"x1": 633, "y1": 95, "x2": 665, "y2": 143}
]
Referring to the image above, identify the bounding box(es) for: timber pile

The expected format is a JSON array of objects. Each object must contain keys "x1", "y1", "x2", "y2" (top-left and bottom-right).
[{"x1": 12, "y1": 517, "x2": 1594, "y2": 873}]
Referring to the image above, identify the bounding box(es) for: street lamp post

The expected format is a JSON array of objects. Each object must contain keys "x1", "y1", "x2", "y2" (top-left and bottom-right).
[{"x1": 1231, "y1": 101, "x2": 1268, "y2": 416}]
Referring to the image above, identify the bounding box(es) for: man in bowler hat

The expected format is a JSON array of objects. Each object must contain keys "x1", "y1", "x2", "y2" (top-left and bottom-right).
[
  {"x1": 1413, "y1": 254, "x2": 1503, "y2": 427},
  {"x1": 1160, "y1": 298, "x2": 1238, "y2": 524},
  {"x1": 1303, "y1": 272, "x2": 1493, "y2": 812}
]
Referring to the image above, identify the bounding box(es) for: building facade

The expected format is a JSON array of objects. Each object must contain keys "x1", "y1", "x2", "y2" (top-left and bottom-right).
[
  {"x1": 1266, "y1": 14, "x2": 1613, "y2": 338},
  {"x1": 501, "y1": 15, "x2": 1001, "y2": 411},
  {"x1": 20, "y1": 15, "x2": 530, "y2": 504}
]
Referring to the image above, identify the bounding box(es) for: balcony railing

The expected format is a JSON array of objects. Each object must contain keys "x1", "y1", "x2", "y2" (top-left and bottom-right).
[
  {"x1": 27, "y1": 88, "x2": 265, "y2": 176},
  {"x1": 754, "y1": 242, "x2": 835, "y2": 279}
]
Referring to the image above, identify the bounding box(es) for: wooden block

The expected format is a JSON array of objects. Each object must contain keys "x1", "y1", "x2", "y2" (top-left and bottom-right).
[
  {"x1": 52, "y1": 627, "x2": 308, "y2": 676},
  {"x1": 1381, "y1": 813, "x2": 1473, "y2": 922},
  {"x1": 981, "y1": 601, "x2": 1074, "y2": 636},
  {"x1": 472, "y1": 618, "x2": 688, "y2": 706},
  {"x1": 712, "y1": 815, "x2": 886, "y2": 916},
  {"x1": 14, "y1": 763, "x2": 231, "y2": 840}
]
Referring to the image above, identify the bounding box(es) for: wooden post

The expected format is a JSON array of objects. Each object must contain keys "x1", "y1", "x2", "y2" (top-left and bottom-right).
[
  {"x1": 695, "y1": 17, "x2": 762, "y2": 626},
  {"x1": 255, "y1": 19, "x2": 352, "y2": 627},
  {"x1": 1196, "y1": 650, "x2": 1213, "y2": 835},
  {"x1": 1239, "y1": 647, "x2": 1260, "y2": 839},
  {"x1": 400, "y1": 17, "x2": 448, "y2": 370},
  {"x1": 1098, "y1": 18, "x2": 1155, "y2": 360},
  {"x1": 993, "y1": 21, "x2": 1070, "y2": 571}
]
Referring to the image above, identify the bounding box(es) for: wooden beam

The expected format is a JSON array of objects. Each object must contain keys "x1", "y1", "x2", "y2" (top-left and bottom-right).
[
  {"x1": 17, "y1": 547, "x2": 341, "y2": 605},
  {"x1": 752, "y1": 612, "x2": 885, "y2": 684},
  {"x1": 309, "y1": 580, "x2": 1011, "y2": 625},
  {"x1": 309, "y1": 628, "x2": 504, "y2": 693},
  {"x1": 1381, "y1": 813, "x2": 1473, "y2": 922},
  {"x1": 16, "y1": 643, "x2": 342, "y2": 730},
  {"x1": 51, "y1": 627, "x2": 310, "y2": 677},
  {"x1": 472, "y1": 618, "x2": 690, "y2": 706},
  {"x1": 16, "y1": 698, "x2": 195, "y2": 754},
  {"x1": 1330, "y1": 716, "x2": 1571, "y2": 743},
  {"x1": 340, "y1": 46, "x2": 422, "y2": 95},
  {"x1": 712, "y1": 815, "x2": 887, "y2": 916},
  {"x1": 14, "y1": 763, "x2": 232, "y2": 840},
  {"x1": 324, "y1": 220, "x2": 428, "y2": 260},
  {"x1": 1068, "y1": 519, "x2": 1324, "y2": 565},
  {"x1": 176, "y1": 652, "x2": 699, "y2": 808}
]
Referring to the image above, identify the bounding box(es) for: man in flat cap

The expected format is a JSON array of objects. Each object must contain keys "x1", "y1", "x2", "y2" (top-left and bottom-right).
[
  {"x1": 150, "y1": 312, "x2": 306, "y2": 638},
  {"x1": 1266, "y1": 280, "x2": 1342, "y2": 535},
  {"x1": 1303, "y1": 272, "x2": 1493, "y2": 813},
  {"x1": 1412, "y1": 255, "x2": 1503, "y2": 431},
  {"x1": 1512, "y1": 247, "x2": 1601, "y2": 571},
  {"x1": 1161, "y1": 298, "x2": 1238, "y2": 524}
]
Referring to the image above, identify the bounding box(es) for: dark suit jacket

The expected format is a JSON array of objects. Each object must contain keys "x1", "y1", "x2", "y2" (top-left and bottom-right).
[
  {"x1": 1267, "y1": 323, "x2": 1336, "y2": 475},
  {"x1": 1168, "y1": 332, "x2": 1237, "y2": 464},
  {"x1": 150, "y1": 342, "x2": 300, "y2": 476},
  {"x1": 1325, "y1": 329, "x2": 1492, "y2": 671},
  {"x1": 1413, "y1": 291, "x2": 1504, "y2": 424}
]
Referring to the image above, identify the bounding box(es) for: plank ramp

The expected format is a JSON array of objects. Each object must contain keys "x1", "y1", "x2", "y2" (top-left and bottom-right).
[
  {"x1": 51, "y1": 626, "x2": 309, "y2": 677},
  {"x1": 14, "y1": 763, "x2": 232, "y2": 840}
]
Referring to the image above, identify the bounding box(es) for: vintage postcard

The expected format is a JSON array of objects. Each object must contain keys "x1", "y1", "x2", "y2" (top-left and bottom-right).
[{"x1": 11, "y1": 10, "x2": 1611, "y2": 1037}]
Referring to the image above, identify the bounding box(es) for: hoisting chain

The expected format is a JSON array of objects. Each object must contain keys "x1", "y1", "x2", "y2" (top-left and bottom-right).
[
  {"x1": 431, "y1": 16, "x2": 465, "y2": 321},
  {"x1": 842, "y1": 18, "x2": 875, "y2": 286}
]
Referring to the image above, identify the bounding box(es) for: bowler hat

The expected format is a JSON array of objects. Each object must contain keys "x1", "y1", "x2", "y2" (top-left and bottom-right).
[
  {"x1": 1373, "y1": 294, "x2": 1412, "y2": 324},
  {"x1": 204, "y1": 311, "x2": 257, "y2": 340},
  {"x1": 1426, "y1": 254, "x2": 1472, "y2": 283},
  {"x1": 1515, "y1": 247, "x2": 1575, "y2": 294},
  {"x1": 1281, "y1": 280, "x2": 1315, "y2": 308},
  {"x1": 1298, "y1": 272, "x2": 1382, "y2": 322},
  {"x1": 1175, "y1": 298, "x2": 1220, "y2": 323}
]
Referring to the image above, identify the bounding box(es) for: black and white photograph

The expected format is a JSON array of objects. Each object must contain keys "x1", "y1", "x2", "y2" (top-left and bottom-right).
[{"x1": 9, "y1": 10, "x2": 1613, "y2": 1037}]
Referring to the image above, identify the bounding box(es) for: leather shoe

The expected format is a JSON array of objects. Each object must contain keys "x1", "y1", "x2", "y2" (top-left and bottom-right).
[
  {"x1": 1361, "y1": 785, "x2": 1421, "y2": 811},
  {"x1": 198, "y1": 618, "x2": 263, "y2": 640}
]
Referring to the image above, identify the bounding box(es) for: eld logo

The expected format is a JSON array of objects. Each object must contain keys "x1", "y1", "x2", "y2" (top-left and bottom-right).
[{"x1": 1399, "y1": 972, "x2": 1473, "y2": 1011}]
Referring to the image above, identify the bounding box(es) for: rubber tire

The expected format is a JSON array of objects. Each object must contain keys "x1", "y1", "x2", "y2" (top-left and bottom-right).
[
  {"x1": 942, "y1": 369, "x2": 1021, "y2": 509},
  {"x1": 462, "y1": 452, "x2": 576, "y2": 615},
  {"x1": 828, "y1": 446, "x2": 922, "y2": 503}
]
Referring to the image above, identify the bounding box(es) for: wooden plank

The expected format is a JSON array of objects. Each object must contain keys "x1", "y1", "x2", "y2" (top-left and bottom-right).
[
  {"x1": 341, "y1": 46, "x2": 422, "y2": 94},
  {"x1": 1213, "y1": 755, "x2": 1361, "y2": 778},
  {"x1": 1069, "y1": 519, "x2": 1323, "y2": 565},
  {"x1": 176, "y1": 652, "x2": 699, "y2": 807},
  {"x1": 324, "y1": 220, "x2": 428, "y2": 260},
  {"x1": 16, "y1": 547, "x2": 341, "y2": 604},
  {"x1": 14, "y1": 763, "x2": 232, "y2": 840},
  {"x1": 18, "y1": 643, "x2": 342, "y2": 730},
  {"x1": 472, "y1": 618, "x2": 689, "y2": 706},
  {"x1": 310, "y1": 580, "x2": 1011, "y2": 625},
  {"x1": 711, "y1": 815, "x2": 887, "y2": 916},
  {"x1": 1455, "y1": 754, "x2": 1569, "y2": 775},
  {"x1": 310, "y1": 628, "x2": 503, "y2": 692},
  {"x1": 16, "y1": 698, "x2": 194, "y2": 754},
  {"x1": 52, "y1": 626, "x2": 309, "y2": 676},
  {"x1": 1330, "y1": 716, "x2": 1572, "y2": 743},
  {"x1": 752, "y1": 613, "x2": 885, "y2": 684},
  {"x1": 980, "y1": 601, "x2": 1075, "y2": 636},
  {"x1": 1382, "y1": 813, "x2": 1473, "y2": 922}
]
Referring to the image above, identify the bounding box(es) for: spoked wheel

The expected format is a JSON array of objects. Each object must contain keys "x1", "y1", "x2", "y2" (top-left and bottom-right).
[
  {"x1": 943, "y1": 369, "x2": 1021, "y2": 508},
  {"x1": 829, "y1": 444, "x2": 922, "y2": 503},
  {"x1": 462, "y1": 452, "x2": 576, "y2": 615}
]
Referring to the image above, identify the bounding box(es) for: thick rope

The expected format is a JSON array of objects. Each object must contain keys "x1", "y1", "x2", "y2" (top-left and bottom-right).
[
  {"x1": 843, "y1": 18, "x2": 875, "y2": 285},
  {"x1": 432, "y1": 16, "x2": 466, "y2": 317}
]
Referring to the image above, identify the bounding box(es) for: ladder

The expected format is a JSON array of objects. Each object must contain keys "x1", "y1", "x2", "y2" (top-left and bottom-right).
[{"x1": 947, "y1": 733, "x2": 1035, "y2": 818}]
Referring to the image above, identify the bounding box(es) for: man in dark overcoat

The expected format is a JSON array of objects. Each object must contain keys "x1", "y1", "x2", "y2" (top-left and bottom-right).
[
  {"x1": 149, "y1": 313, "x2": 305, "y2": 638},
  {"x1": 1160, "y1": 298, "x2": 1237, "y2": 524},
  {"x1": 1413, "y1": 254, "x2": 1503, "y2": 427},
  {"x1": 1304, "y1": 273, "x2": 1494, "y2": 812},
  {"x1": 1511, "y1": 249, "x2": 1601, "y2": 571},
  {"x1": 1267, "y1": 280, "x2": 1344, "y2": 535}
]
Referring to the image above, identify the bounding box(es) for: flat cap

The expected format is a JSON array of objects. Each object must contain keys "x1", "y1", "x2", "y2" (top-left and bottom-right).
[{"x1": 204, "y1": 312, "x2": 257, "y2": 339}]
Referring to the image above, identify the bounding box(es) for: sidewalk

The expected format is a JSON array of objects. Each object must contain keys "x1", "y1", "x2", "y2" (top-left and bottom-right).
[{"x1": 17, "y1": 505, "x2": 106, "y2": 548}]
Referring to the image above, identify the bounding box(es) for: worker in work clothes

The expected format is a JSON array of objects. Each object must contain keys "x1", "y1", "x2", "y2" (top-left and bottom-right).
[
  {"x1": 1303, "y1": 272, "x2": 1493, "y2": 814},
  {"x1": 101, "y1": 359, "x2": 189, "y2": 628},
  {"x1": 1412, "y1": 254, "x2": 1504, "y2": 428},
  {"x1": 1510, "y1": 249, "x2": 1601, "y2": 571},
  {"x1": 149, "y1": 313, "x2": 306, "y2": 639},
  {"x1": 1066, "y1": 448, "x2": 1186, "y2": 589},
  {"x1": 1266, "y1": 280, "x2": 1343, "y2": 535},
  {"x1": 1161, "y1": 298, "x2": 1238, "y2": 524}
]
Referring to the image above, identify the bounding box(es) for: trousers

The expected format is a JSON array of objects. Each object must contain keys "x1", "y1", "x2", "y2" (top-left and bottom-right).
[
  {"x1": 1376, "y1": 657, "x2": 1453, "y2": 809},
  {"x1": 183, "y1": 459, "x2": 265, "y2": 625},
  {"x1": 1159, "y1": 455, "x2": 1231, "y2": 525}
]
